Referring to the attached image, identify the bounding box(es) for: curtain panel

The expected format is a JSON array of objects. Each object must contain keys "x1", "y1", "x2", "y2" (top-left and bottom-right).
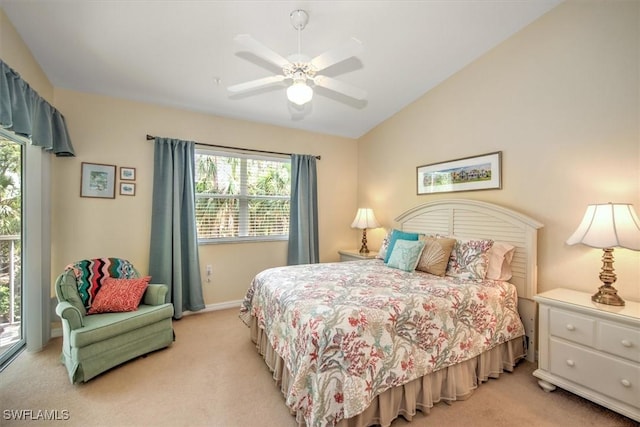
[
  {"x1": 287, "y1": 154, "x2": 319, "y2": 265},
  {"x1": 0, "y1": 59, "x2": 75, "y2": 156},
  {"x1": 148, "y1": 137, "x2": 205, "y2": 319}
]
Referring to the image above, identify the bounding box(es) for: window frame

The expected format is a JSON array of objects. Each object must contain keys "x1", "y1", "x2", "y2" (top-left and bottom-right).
[{"x1": 194, "y1": 149, "x2": 291, "y2": 245}]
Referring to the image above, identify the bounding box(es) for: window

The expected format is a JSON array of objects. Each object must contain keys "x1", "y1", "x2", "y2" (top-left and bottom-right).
[
  {"x1": 194, "y1": 150, "x2": 291, "y2": 243},
  {"x1": 0, "y1": 130, "x2": 24, "y2": 367}
]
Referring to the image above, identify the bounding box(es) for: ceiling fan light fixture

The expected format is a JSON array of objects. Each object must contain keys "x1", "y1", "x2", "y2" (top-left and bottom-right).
[{"x1": 287, "y1": 80, "x2": 313, "y2": 105}]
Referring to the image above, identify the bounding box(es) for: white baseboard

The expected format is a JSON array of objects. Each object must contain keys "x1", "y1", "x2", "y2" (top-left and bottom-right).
[{"x1": 183, "y1": 300, "x2": 243, "y2": 316}]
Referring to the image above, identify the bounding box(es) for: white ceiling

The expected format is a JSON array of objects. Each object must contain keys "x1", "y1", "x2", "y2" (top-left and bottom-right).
[{"x1": 1, "y1": 0, "x2": 561, "y2": 139}]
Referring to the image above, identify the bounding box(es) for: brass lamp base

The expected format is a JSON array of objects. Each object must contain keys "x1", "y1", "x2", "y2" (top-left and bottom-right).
[
  {"x1": 359, "y1": 229, "x2": 370, "y2": 254},
  {"x1": 592, "y1": 284, "x2": 625, "y2": 306},
  {"x1": 592, "y1": 247, "x2": 625, "y2": 306}
]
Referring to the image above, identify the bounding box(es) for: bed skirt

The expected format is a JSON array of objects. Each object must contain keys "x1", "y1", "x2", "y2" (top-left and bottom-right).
[{"x1": 249, "y1": 315, "x2": 526, "y2": 427}]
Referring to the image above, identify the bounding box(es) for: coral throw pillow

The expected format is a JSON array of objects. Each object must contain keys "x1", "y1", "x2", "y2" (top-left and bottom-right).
[{"x1": 88, "y1": 276, "x2": 151, "y2": 314}]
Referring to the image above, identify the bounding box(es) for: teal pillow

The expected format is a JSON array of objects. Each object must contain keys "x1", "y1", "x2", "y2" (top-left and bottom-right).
[
  {"x1": 384, "y1": 229, "x2": 420, "y2": 263},
  {"x1": 387, "y1": 239, "x2": 425, "y2": 272}
]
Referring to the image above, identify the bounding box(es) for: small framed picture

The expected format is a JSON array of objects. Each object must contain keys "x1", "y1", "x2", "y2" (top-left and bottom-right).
[
  {"x1": 119, "y1": 182, "x2": 136, "y2": 196},
  {"x1": 81, "y1": 162, "x2": 116, "y2": 199},
  {"x1": 120, "y1": 166, "x2": 136, "y2": 181}
]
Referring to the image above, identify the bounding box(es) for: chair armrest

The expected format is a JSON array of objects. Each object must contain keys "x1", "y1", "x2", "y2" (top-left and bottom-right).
[
  {"x1": 143, "y1": 284, "x2": 169, "y2": 306},
  {"x1": 55, "y1": 301, "x2": 84, "y2": 330}
]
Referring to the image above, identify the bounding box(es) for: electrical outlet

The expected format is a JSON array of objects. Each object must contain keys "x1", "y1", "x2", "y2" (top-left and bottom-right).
[{"x1": 206, "y1": 265, "x2": 212, "y2": 282}]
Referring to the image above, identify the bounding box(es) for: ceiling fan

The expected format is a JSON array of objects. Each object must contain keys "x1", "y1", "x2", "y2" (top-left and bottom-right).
[{"x1": 227, "y1": 9, "x2": 367, "y2": 106}]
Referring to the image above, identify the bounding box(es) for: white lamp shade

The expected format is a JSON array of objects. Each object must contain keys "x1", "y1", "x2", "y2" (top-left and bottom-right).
[
  {"x1": 351, "y1": 208, "x2": 380, "y2": 229},
  {"x1": 566, "y1": 203, "x2": 640, "y2": 250},
  {"x1": 287, "y1": 81, "x2": 313, "y2": 105}
]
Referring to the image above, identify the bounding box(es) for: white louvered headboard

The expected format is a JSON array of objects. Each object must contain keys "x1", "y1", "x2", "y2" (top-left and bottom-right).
[{"x1": 395, "y1": 199, "x2": 544, "y2": 361}]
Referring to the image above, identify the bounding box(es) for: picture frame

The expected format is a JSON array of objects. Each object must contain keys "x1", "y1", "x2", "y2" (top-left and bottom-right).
[
  {"x1": 80, "y1": 162, "x2": 116, "y2": 199},
  {"x1": 119, "y1": 182, "x2": 136, "y2": 196},
  {"x1": 120, "y1": 166, "x2": 136, "y2": 181},
  {"x1": 417, "y1": 151, "x2": 502, "y2": 195}
]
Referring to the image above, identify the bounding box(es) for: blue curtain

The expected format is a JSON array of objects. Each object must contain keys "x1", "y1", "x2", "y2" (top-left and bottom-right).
[
  {"x1": 148, "y1": 137, "x2": 205, "y2": 319},
  {"x1": 287, "y1": 154, "x2": 319, "y2": 265},
  {"x1": 0, "y1": 59, "x2": 75, "y2": 156}
]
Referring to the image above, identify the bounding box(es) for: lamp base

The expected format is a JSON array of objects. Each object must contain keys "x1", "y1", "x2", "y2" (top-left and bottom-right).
[
  {"x1": 592, "y1": 284, "x2": 625, "y2": 306},
  {"x1": 591, "y1": 248, "x2": 625, "y2": 306},
  {"x1": 359, "y1": 229, "x2": 370, "y2": 254}
]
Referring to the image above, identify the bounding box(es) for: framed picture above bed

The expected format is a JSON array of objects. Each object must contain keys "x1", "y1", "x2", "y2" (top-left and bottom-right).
[{"x1": 417, "y1": 151, "x2": 502, "y2": 195}]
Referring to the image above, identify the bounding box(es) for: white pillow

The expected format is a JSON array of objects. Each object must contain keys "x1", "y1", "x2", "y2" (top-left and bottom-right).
[
  {"x1": 486, "y1": 241, "x2": 516, "y2": 281},
  {"x1": 376, "y1": 229, "x2": 391, "y2": 260}
]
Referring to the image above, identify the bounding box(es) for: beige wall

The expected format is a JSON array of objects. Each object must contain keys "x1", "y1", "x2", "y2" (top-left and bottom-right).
[
  {"x1": 51, "y1": 89, "x2": 359, "y2": 305},
  {"x1": 358, "y1": 1, "x2": 640, "y2": 302},
  {"x1": 0, "y1": 9, "x2": 52, "y2": 101}
]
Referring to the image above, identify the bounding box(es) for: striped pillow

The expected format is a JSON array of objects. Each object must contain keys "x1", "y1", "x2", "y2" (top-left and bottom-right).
[{"x1": 65, "y1": 258, "x2": 138, "y2": 310}]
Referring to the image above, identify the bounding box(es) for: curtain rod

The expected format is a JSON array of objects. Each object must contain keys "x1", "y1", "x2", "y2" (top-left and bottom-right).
[{"x1": 146, "y1": 134, "x2": 321, "y2": 160}]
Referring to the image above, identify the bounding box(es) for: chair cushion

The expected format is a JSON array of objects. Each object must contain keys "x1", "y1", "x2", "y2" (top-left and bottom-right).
[
  {"x1": 65, "y1": 258, "x2": 138, "y2": 310},
  {"x1": 70, "y1": 303, "x2": 174, "y2": 348}
]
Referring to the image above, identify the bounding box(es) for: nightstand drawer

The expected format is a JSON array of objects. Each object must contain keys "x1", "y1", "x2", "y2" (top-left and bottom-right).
[
  {"x1": 549, "y1": 308, "x2": 595, "y2": 347},
  {"x1": 550, "y1": 338, "x2": 639, "y2": 408},
  {"x1": 338, "y1": 250, "x2": 378, "y2": 262},
  {"x1": 598, "y1": 321, "x2": 640, "y2": 363}
]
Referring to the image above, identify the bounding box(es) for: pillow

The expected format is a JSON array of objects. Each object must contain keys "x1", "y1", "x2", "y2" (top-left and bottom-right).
[
  {"x1": 387, "y1": 239, "x2": 425, "y2": 272},
  {"x1": 383, "y1": 229, "x2": 421, "y2": 263},
  {"x1": 65, "y1": 258, "x2": 138, "y2": 310},
  {"x1": 87, "y1": 276, "x2": 151, "y2": 314},
  {"x1": 376, "y1": 230, "x2": 391, "y2": 260},
  {"x1": 446, "y1": 238, "x2": 494, "y2": 280},
  {"x1": 486, "y1": 241, "x2": 516, "y2": 281},
  {"x1": 416, "y1": 237, "x2": 456, "y2": 276}
]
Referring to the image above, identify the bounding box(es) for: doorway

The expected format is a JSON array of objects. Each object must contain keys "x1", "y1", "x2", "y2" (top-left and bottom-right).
[{"x1": 0, "y1": 134, "x2": 24, "y2": 367}]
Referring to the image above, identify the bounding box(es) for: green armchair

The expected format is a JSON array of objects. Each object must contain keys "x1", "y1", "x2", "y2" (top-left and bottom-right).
[{"x1": 54, "y1": 258, "x2": 174, "y2": 384}]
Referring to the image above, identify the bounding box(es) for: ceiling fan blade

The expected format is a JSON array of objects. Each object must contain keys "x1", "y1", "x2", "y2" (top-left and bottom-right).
[
  {"x1": 227, "y1": 75, "x2": 285, "y2": 93},
  {"x1": 310, "y1": 37, "x2": 363, "y2": 72},
  {"x1": 313, "y1": 76, "x2": 367, "y2": 100},
  {"x1": 234, "y1": 34, "x2": 291, "y2": 69}
]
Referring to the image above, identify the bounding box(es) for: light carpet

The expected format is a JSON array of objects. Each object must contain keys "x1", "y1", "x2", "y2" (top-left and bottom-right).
[{"x1": 1, "y1": 308, "x2": 637, "y2": 427}]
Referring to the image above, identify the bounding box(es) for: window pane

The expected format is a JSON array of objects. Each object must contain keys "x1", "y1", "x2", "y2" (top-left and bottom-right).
[
  {"x1": 195, "y1": 154, "x2": 240, "y2": 195},
  {"x1": 247, "y1": 159, "x2": 290, "y2": 197},
  {"x1": 0, "y1": 136, "x2": 23, "y2": 366},
  {"x1": 248, "y1": 198, "x2": 290, "y2": 236},
  {"x1": 195, "y1": 197, "x2": 239, "y2": 238}
]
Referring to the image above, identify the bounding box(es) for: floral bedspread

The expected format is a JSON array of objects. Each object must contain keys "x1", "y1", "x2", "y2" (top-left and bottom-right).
[{"x1": 240, "y1": 260, "x2": 524, "y2": 427}]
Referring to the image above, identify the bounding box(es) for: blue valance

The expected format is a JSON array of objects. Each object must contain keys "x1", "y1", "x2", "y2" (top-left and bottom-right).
[{"x1": 0, "y1": 59, "x2": 75, "y2": 156}]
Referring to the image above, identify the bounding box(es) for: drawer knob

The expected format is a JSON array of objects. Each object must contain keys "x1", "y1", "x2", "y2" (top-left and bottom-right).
[
  {"x1": 621, "y1": 339, "x2": 632, "y2": 348},
  {"x1": 566, "y1": 359, "x2": 575, "y2": 367},
  {"x1": 621, "y1": 379, "x2": 631, "y2": 388},
  {"x1": 566, "y1": 324, "x2": 576, "y2": 331}
]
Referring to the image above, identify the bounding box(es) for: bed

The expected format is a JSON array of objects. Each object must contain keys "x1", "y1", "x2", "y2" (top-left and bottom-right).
[{"x1": 240, "y1": 199, "x2": 543, "y2": 427}]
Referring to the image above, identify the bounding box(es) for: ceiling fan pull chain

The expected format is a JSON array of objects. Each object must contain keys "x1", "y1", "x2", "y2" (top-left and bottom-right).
[{"x1": 297, "y1": 22, "x2": 301, "y2": 56}]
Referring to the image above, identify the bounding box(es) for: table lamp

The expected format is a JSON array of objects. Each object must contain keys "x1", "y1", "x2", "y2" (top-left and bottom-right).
[
  {"x1": 566, "y1": 203, "x2": 640, "y2": 306},
  {"x1": 351, "y1": 208, "x2": 380, "y2": 254}
]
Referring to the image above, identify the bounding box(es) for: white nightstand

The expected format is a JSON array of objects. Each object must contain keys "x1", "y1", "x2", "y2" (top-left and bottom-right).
[
  {"x1": 533, "y1": 288, "x2": 640, "y2": 422},
  {"x1": 338, "y1": 249, "x2": 378, "y2": 262}
]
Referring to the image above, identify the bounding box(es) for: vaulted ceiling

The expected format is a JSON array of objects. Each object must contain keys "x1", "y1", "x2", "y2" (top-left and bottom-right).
[{"x1": 1, "y1": 0, "x2": 561, "y2": 139}]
